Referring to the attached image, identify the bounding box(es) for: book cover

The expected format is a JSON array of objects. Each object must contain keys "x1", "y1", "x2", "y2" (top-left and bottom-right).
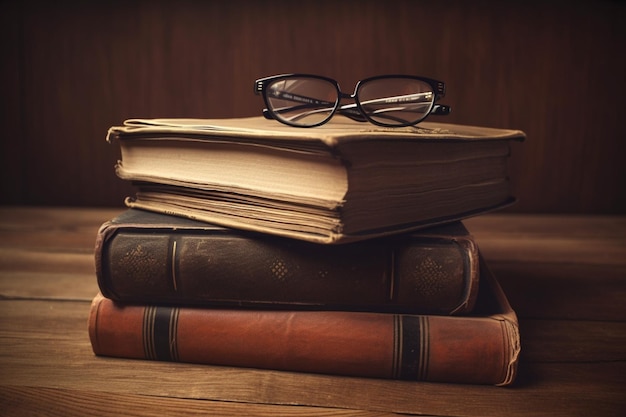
[
  {"x1": 88, "y1": 260, "x2": 520, "y2": 386},
  {"x1": 106, "y1": 117, "x2": 525, "y2": 244},
  {"x1": 95, "y1": 209, "x2": 480, "y2": 315}
]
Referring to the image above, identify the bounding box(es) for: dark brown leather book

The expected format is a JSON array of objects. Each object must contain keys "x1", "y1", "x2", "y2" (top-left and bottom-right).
[
  {"x1": 88, "y1": 261, "x2": 519, "y2": 386},
  {"x1": 95, "y1": 209, "x2": 480, "y2": 315},
  {"x1": 106, "y1": 117, "x2": 525, "y2": 244}
]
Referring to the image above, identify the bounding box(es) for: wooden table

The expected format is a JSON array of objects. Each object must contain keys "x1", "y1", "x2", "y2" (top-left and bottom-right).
[{"x1": 1, "y1": 207, "x2": 624, "y2": 416}]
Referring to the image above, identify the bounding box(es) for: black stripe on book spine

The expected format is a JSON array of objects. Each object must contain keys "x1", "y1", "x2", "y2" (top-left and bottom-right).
[
  {"x1": 399, "y1": 315, "x2": 426, "y2": 380},
  {"x1": 143, "y1": 306, "x2": 180, "y2": 362},
  {"x1": 153, "y1": 306, "x2": 178, "y2": 361}
]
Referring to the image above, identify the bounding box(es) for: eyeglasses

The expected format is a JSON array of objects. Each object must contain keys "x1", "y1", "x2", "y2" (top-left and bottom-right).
[{"x1": 254, "y1": 73, "x2": 451, "y2": 128}]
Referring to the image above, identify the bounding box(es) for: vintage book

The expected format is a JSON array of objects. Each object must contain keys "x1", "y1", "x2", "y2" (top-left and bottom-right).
[
  {"x1": 106, "y1": 117, "x2": 525, "y2": 244},
  {"x1": 88, "y1": 261, "x2": 520, "y2": 386},
  {"x1": 95, "y1": 209, "x2": 480, "y2": 315}
]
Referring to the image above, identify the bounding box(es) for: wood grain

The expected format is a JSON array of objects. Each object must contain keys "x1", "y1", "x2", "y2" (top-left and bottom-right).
[
  {"x1": 1, "y1": 1, "x2": 625, "y2": 212},
  {"x1": 0, "y1": 207, "x2": 625, "y2": 415},
  {"x1": 0, "y1": 386, "x2": 398, "y2": 417},
  {"x1": 1, "y1": 298, "x2": 625, "y2": 416}
]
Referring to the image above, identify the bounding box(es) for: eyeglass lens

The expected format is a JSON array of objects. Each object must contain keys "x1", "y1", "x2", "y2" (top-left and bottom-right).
[
  {"x1": 265, "y1": 76, "x2": 437, "y2": 127},
  {"x1": 357, "y1": 78, "x2": 435, "y2": 126},
  {"x1": 266, "y1": 77, "x2": 339, "y2": 127}
]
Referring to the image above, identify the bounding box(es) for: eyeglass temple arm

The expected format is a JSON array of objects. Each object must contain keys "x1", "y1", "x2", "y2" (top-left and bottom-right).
[
  {"x1": 338, "y1": 103, "x2": 451, "y2": 118},
  {"x1": 264, "y1": 104, "x2": 450, "y2": 124},
  {"x1": 262, "y1": 106, "x2": 368, "y2": 123},
  {"x1": 263, "y1": 104, "x2": 451, "y2": 123},
  {"x1": 260, "y1": 87, "x2": 451, "y2": 121},
  {"x1": 262, "y1": 106, "x2": 367, "y2": 122},
  {"x1": 337, "y1": 104, "x2": 368, "y2": 122}
]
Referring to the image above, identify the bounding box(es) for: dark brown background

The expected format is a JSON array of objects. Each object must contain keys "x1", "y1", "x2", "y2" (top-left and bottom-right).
[{"x1": 2, "y1": 0, "x2": 625, "y2": 213}]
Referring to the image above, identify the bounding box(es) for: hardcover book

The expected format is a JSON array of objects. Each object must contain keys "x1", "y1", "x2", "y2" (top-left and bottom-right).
[
  {"x1": 95, "y1": 209, "x2": 480, "y2": 315},
  {"x1": 106, "y1": 117, "x2": 525, "y2": 244},
  {"x1": 88, "y1": 260, "x2": 520, "y2": 386}
]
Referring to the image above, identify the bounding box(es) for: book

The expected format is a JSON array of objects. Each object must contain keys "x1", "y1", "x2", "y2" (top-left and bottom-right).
[
  {"x1": 88, "y1": 261, "x2": 519, "y2": 386},
  {"x1": 95, "y1": 209, "x2": 480, "y2": 315},
  {"x1": 106, "y1": 117, "x2": 525, "y2": 244}
]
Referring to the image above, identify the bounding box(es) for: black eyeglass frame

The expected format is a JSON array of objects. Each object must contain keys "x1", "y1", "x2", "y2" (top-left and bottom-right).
[{"x1": 254, "y1": 73, "x2": 451, "y2": 128}]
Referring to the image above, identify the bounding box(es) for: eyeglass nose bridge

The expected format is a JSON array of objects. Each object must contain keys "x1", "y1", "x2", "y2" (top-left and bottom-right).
[
  {"x1": 335, "y1": 91, "x2": 357, "y2": 107},
  {"x1": 334, "y1": 91, "x2": 369, "y2": 123}
]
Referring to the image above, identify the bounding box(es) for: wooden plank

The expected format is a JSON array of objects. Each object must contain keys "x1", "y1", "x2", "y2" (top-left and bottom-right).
[
  {"x1": 519, "y1": 319, "x2": 626, "y2": 363},
  {"x1": 3, "y1": 298, "x2": 625, "y2": 363},
  {"x1": 0, "y1": 386, "x2": 397, "y2": 417},
  {"x1": 2, "y1": 210, "x2": 623, "y2": 237},
  {"x1": 0, "y1": 207, "x2": 115, "y2": 303},
  {"x1": 2, "y1": 209, "x2": 625, "y2": 269},
  {"x1": 465, "y1": 214, "x2": 626, "y2": 266},
  {"x1": 1, "y1": 209, "x2": 625, "y2": 416},
  {"x1": 1, "y1": 299, "x2": 624, "y2": 417},
  {"x1": 2, "y1": 292, "x2": 622, "y2": 364},
  {"x1": 1, "y1": 209, "x2": 625, "y2": 322},
  {"x1": 0, "y1": 272, "x2": 98, "y2": 301},
  {"x1": 2, "y1": 257, "x2": 624, "y2": 319},
  {"x1": 0, "y1": 207, "x2": 122, "y2": 251},
  {"x1": 2, "y1": 257, "x2": 623, "y2": 321},
  {"x1": 465, "y1": 214, "x2": 626, "y2": 238},
  {"x1": 3, "y1": 210, "x2": 626, "y2": 263},
  {"x1": 490, "y1": 261, "x2": 626, "y2": 321},
  {"x1": 0, "y1": 249, "x2": 95, "y2": 274},
  {"x1": 0, "y1": 207, "x2": 122, "y2": 227}
]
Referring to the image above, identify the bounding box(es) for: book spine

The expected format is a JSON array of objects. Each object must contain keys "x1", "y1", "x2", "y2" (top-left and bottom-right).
[
  {"x1": 95, "y1": 227, "x2": 479, "y2": 314},
  {"x1": 88, "y1": 294, "x2": 515, "y2": 385}
]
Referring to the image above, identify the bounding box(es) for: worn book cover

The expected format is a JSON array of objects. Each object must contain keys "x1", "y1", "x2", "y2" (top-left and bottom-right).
[
  {"x1": 107, "y1": 117, "x2": 525, "y2": 243},
  {"x1": 88, "y1": 260, "x2": 520, "y2": 386},
  {"x1": 95, "y1": 209, "x2": 480, "y2": 315}
]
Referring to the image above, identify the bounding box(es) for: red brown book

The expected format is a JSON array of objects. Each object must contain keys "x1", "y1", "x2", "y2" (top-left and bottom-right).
[
  {"x1": 95, "y1": 209, "x2": 480, "y2": 315},
  {"x1": 88, "y1": 262, "x2": 520, "y2": 386}
]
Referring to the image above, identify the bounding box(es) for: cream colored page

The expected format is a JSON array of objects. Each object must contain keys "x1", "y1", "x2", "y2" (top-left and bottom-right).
[{"x1": 117, "y1": 139, "x2": 348, "y2": 204}]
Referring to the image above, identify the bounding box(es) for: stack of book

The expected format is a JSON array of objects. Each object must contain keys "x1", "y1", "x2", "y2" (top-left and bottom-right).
[{"x1": 89, "y1": 116, "x2": 524, "y2": 385}]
